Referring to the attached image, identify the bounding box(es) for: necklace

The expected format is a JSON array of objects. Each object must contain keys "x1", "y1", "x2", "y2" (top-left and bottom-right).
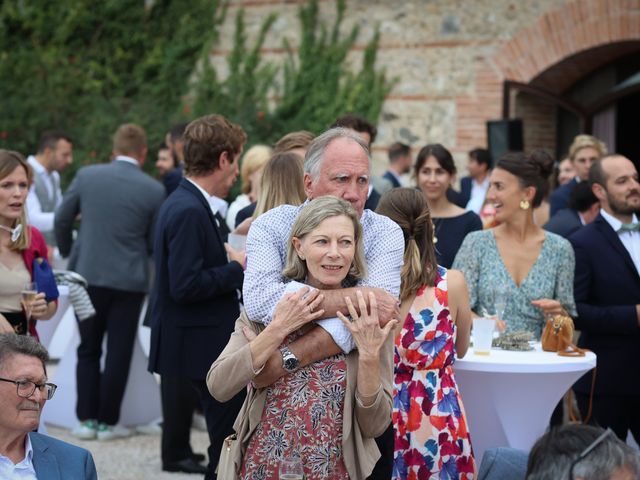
[
  {"x1": 0, "y1": 224, "x2": 23, "y2": 242},
  {"x1": 433, "y1": 218, "x2": 442, "y2": 244}
]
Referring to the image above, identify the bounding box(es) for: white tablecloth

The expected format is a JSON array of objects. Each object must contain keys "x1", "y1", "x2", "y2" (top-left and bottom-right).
[{"x1": 453, "y1": 344, "x2": 596, "y2": 463}]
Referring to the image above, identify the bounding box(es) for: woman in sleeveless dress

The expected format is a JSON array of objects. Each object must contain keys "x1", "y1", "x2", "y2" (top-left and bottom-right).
[{"x1": 377, "y1": 188, "x2": 475, "y2": 479}]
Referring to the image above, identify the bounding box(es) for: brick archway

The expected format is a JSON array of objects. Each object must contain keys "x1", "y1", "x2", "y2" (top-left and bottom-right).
[{"x1": 455, "y1": 0, "x2": 640, "y2": 153}]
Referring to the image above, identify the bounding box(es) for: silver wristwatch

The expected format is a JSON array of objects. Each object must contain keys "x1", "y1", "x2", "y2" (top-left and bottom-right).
[{"x1": 280, "y1": 346, "x2": 300, "y2": 373}]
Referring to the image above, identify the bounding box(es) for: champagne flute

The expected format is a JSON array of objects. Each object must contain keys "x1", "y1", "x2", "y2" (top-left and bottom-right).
[
  {"x1": 279, "y1": 456, "x2": 304, "y2": 480},
  {"x1": 21, "y1": 282, "x2": 38, "y2": 322}
]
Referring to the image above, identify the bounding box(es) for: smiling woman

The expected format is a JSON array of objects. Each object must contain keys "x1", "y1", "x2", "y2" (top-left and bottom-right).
[
  {"x1": 452, "y1": 150, "x2": 577, "y2": 338},
  {"x1": 0, "y1": 150, "x2": 57, "y2": 337},
  {"x1": 413, "y1": 144, "x2": 482, "y2": 268}
]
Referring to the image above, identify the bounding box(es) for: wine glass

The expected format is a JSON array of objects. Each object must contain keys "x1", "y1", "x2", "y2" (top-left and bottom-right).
[
  {"x1": 492, "y1": 288, "x2": 508, "y2": 334},
  {"x1": 21, "y1": 282, "x2": 38, "y2": 321},
  {"x1": 279, "y1": 456, "x2": 304, "y2": 480}
]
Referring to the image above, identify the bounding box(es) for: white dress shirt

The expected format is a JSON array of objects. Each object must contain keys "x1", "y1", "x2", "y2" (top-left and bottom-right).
[
  {"x1": 0, "y1": 434, "x2": 37, "y2": 479},
  {"x1": 185, "y1": 178, "x2": 228, "y2": 218},
  {"x1": 26, "y1": 155, "x2": 62, "y2": 233},
  {"x1": 600, "y1": 209, "x2": 640, "y2": 275},
  {"x1": 465, "y1": 176, "x2": 490, "y2": 215}
]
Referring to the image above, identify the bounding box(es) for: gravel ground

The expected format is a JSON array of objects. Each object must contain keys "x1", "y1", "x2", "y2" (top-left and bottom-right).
[{"x1": 46, "y1": 424, "x2": 211, "y2": 480}]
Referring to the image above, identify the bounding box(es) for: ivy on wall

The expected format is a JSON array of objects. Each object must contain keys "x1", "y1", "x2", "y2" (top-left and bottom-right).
[{"x1": 0, "y1": 0, "x2": 393, "y2": 192}]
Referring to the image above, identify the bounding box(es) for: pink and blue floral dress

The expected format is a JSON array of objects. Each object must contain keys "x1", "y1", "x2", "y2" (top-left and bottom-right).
[{"x1": 393, "y1": 266, "x2": 475, "y2": 479}]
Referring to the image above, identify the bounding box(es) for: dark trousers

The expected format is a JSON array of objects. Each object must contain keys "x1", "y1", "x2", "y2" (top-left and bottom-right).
[
  {"x1": 576, "y1": 392, "x2": 640, "y2": 443},
  {"x1": 76, "y1": 286, "x2": 144, "y2": 425},
  {"x1": 160, "y1": 375, "x2": 199, "y2": 464},
  {"x1": 190, "y1": 379, "x2": 246, "y2": 480},
  {"x1": 367, "y1": 424, "x2": 394, "y2": 480}
]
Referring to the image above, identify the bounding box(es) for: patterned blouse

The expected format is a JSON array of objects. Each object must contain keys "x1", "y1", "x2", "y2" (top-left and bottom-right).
[{"x1": 452, "y1": 229, "x2": 577, "y2": 338}]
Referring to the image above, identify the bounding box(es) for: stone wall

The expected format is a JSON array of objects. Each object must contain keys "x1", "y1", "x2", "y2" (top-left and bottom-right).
[{"x1": 209, "y1": 0, "x2": 640, "y2": 176}]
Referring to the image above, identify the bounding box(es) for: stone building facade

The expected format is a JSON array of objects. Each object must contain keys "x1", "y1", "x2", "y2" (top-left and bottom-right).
[{"x1": 210, "y1": 0, "x2": 640, "y2": 175}]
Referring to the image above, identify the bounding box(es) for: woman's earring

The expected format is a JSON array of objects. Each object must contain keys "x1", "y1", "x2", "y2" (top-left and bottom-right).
[{"x1": 519, "y1": 199, "x2": 530, "y2": 210}]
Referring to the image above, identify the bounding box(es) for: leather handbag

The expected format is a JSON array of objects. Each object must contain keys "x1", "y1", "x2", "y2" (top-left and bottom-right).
[
  {"x1": 541, "y1": 314, "x2": 585, "y2": 357},
  {"x1": 217, "y1": 433, "x2": 240, "y2": 480}
]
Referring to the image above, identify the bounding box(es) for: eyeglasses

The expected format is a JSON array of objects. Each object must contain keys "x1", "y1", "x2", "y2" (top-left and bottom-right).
[
  {"x1": 0, "y1": 377, "x2": 57, "y2": 400},
  {"x1": 568, "y1": 428, "x2": 614, "y2": 479}
]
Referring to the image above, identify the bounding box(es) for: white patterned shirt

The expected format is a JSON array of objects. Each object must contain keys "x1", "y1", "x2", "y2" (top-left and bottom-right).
[
  {"x1": 0, "y1": 434, "x2": 37, "y2": 480},
  {"x1": 243, "y1": 201, "x2": 404, "y2": 352}
]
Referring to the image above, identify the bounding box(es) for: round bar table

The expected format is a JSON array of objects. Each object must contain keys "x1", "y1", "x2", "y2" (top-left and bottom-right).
[{"x1": 453, "y1": 344, "x2": 596, "y2": 464}]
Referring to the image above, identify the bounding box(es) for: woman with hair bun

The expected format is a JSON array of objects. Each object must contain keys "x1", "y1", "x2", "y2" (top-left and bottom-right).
[
  {"x1": 452, "y1": 150, "x2": 577, "y2": 337},
  {"x1": 376, "y1": 188, "x2": 474, "y2": 479}
]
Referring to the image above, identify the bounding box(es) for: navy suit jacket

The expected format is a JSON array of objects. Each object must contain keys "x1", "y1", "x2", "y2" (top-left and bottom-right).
[
  {"x1": 30, "y1": 432, "x2": 97, "y2": 480},
  {"x1": 447, "y1": 176, "x2": 472, "y2": 208},
  {"x1": 569, "y1": 214, "x2": 640, "y2": 396},
  {"x1": 543, "y1": 208, "x2": 583, "y2": 238},
  {"x1": 382, "y1": 170, "x2": 402, "y2": 189},
  {"x1": 163, "y1": 164, "x2": 183, "y2": 195},
  {"x1": 365, "y1": 187, "x2": 382, "y2": 211},
  {"x1": 550, "y1": 177, "x2": 578, "y2": 216},
  {"x1": 148, "y1": 179, "x2": 244, "y2": 380}
]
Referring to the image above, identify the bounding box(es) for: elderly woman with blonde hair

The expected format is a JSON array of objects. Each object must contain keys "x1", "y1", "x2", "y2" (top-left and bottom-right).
[{"x1": 208, "y1": 196, "x2": 396, "y2": 479}]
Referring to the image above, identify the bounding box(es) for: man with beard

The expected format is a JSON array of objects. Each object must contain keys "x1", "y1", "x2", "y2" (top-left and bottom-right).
[{"x1": 569, "y1": 154, "x2": 640, "y2": 443}]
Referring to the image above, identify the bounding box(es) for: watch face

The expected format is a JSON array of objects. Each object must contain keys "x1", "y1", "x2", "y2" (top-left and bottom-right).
[{"x1": 284, "y1": 356, "x2": 299, "y2": 372}]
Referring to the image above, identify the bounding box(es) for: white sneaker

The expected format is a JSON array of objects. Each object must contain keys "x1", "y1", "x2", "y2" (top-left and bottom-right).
[
  {"x1": 71, "y1": 420, "x2": 98, "y2": 440},
  {"x1": 135, "y1": 418, "x2": 162, "y2": 436},
  {"x1": 97, "y1": 423, "x2": 132, "y2": 441},
  {"x1": 192, "y1": 412, "x2": 207, "y2": 432}
]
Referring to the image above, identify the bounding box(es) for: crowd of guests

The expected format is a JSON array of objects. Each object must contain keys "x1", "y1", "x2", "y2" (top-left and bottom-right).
[{"x1": 0, "y1": 111, "x2": 639, "y2": 480}]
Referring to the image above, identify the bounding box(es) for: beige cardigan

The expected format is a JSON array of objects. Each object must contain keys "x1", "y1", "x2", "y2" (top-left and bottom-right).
[{"x1": 207, "y1": 312, "x2": 394, "y2": 479}]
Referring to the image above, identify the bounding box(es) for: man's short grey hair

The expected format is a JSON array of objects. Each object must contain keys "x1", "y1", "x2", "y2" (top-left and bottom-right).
[
  {"x1": 526, "y1": 424, "x2": 640, "y2": 480},
  {"x1": 0, "y1": 334, "x2": 49, "y2": 374},
  {"x1": 304, "y1": 127, "x2": 372, "y2": 182}
]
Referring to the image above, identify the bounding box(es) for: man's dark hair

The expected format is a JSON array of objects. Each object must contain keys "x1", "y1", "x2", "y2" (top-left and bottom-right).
[
  {"x1": 469, "y1": 148, "x2": 492, "y2": 169},
  {"x1": 589, "y1": 154, "x2": 626, "y2": 191},
  {"x1": 37, "y1": 131, "x2": 72, "y2": 154},
  {"x1": 183, "y1": 114, "x2": 246, "y2": 177},
  {"x1": 168, "y1": 122, "x2": 189, "y2": 143},
  {"x1": 569, "y1": 181, "x2": 598, "y2": 213},
  {"x1": 331, "y1": 114, "x2": 377, "y2": 144},
  {"x1": 388, "y1": 142, "x2": 410, "y2": 163},
  {"x1": 0, "y1": 334, "x2": 49, "y2": 373},
  {"x1": 527, "y1": 424, "x2": 640, "y2": 480}
]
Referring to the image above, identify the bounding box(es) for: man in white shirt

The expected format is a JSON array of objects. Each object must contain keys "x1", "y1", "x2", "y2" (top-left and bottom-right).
[
  {"x1": 0, "y1": 334, "x2": 96, "y2": 480},
  {"x1": 569, "y1": 154, "x2": 640, "y2": 444},
  {"x1": 26, "y1": 131, "x2": 73, "y2": 248},
  {"x1": 243, "y1": 128, "x2": 404, "y2": 479}
]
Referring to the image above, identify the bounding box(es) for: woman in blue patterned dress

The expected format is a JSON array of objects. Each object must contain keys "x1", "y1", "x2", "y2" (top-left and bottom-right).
[
  {"x1": 452, "y1": 150, "x2": 577, "y2": 338},
  {"x1": 377, "y1": 188, "x2": 475, "y2": 479}
]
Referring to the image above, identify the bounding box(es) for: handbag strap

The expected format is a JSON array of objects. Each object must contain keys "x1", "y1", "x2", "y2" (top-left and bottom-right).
[{"x1": 567, "y1": 367, "x2": 597, "y2": 424}]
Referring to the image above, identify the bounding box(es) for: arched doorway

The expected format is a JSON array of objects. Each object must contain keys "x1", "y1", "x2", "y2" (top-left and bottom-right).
[{"x1": 506, "y1": 42, "x2": 640, "y2": 164}]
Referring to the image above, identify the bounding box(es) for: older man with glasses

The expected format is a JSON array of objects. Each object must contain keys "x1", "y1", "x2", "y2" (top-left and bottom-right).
[{"x1": 0, "y1": 334, "x2": 97, "y2": 479}]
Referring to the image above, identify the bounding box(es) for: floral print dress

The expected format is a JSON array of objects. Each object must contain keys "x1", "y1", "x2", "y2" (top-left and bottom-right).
[
  {"x1": 393, "y1": 266, "x2": 475, "y2": 479},
  {"x1": 241, "y1": 337, "x2": 350, "y2": 480}
]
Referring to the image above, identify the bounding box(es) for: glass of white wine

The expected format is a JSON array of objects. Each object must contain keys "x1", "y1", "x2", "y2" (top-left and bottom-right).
[
  {"x1": 279, "y1": 456, "x2": 304, "y2": 480},
  {"x1": 21, "y1": 282, "x2": 38, "y2": 322}
]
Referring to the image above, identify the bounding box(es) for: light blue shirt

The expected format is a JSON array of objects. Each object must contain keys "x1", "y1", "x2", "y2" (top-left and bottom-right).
[
  {"x1": 243, "y1": 201, "x2": 404, "y2": 352},
  {"x1": 0, "y1": 434, "x2": 37, "y2": 480}
]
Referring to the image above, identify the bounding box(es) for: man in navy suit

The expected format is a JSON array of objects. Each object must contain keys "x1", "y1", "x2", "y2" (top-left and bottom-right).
[
  {"x1": 383, "y1": 142, "x2": 411, "y2": 189},
  {"x1": 544, "y1": 181, "x2": 599, "y2": 238},
  {"x1": 0, "y1": 334, "x2": 97, "y2": 479},
  {"x1": 569, "y1": 154, "x2": 640, "y2": 443},
  {"x1": 149, "y1": 114, "x2": 246, "y2": 478},
  {"x1": 550, "y1": 134, "x2": 607, "y2": 216}
]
